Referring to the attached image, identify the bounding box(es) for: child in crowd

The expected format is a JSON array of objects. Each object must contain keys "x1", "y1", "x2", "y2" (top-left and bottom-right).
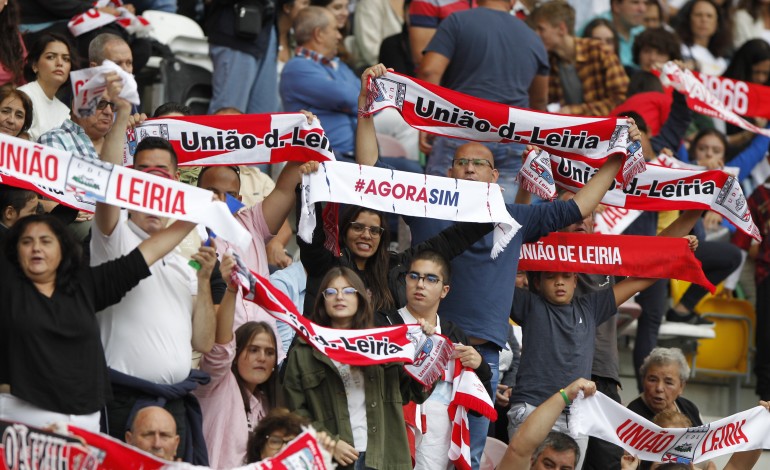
[{"x1": 283, "y1": 267, "x2": 434, "y2": 470}]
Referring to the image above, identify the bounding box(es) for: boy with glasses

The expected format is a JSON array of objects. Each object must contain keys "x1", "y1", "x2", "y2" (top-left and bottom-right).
[{"x1": 379, "y1": 250, "x2": 492, "y2": 470}]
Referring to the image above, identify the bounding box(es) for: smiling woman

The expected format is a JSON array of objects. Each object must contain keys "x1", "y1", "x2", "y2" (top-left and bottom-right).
[{"x1": 0, "y1": 85, "x2": 32, "y2": 138}]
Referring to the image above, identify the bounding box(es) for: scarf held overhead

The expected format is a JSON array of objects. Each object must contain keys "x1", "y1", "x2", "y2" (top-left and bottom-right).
[
  {"x1": 230, "y1": 254, "x2": 453, "y2": 387},
  {"x1": 518, "y1": 232, "x2": 715, "y2": 292},
  {"x1": 361, "y1": 71, "x2": 645, "y2": 185},
  {"x1": 0, "y1": 132, "x2": 251, "y2": 248},
  {"x1": 692, "y1": 71, "x2": 770, "y2": 120},
  {"x1": 298, "y1": 161, "x2": 521, "y2": 258},
  {"x1": 68, "y1": 0, "x2": 151, "y2": 38},
  {"x1": 123, "y1": 113, "x2": 335, "y2": 166},
  {"x1": 569, "y1": 392, "x2": 770, "y2": 464}
]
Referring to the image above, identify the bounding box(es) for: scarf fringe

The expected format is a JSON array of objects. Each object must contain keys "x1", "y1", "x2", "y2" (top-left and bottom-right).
[
  {"x1": 409, "y1": 338, "x2": 455, "y2": 389},
  {"x1": 449, "y1": 392, "x2": 498, "y2": 421},
  {"x1": 491, "y1": 223, "x2": 515, "y2": 259}
]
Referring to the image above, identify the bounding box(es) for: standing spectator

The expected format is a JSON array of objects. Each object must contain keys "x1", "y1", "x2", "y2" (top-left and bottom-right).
[
  {"x1": 354, "y1": 0, "x2": 404, "y2": 68},
  {"x1": 0, "y1": 0, "x2": 26, "y2": 87},
  {"x1": 733, "y1": 0, "x2": 770, "y2": 50},
  {"x1": 417, "y1": 0, "x2": 549, "y2": 203},
  {"x1": 531, "y1": 0, "x2": 629, "y2": 116},
  {"x1": 406, "y1": 0, "x2": 475, "y2": 71},
  {"x1": 205, "y1": 0, "x2": 279, "y2": 114},
  {"x1": 675, "y1": 0, "x2": 732, "y2": 75},
  {"x1": 588, "y1": 0, "x2": 647, "y2": 67},
  {"x1": 18, "y1": 34, "x2": 73, "y2": 141}
]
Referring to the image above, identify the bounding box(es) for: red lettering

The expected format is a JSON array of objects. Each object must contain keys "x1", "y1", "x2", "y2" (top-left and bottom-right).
[
  {"x1": 28, "y1": 152, "x2": 43, "y2": 178},
  {"x1": 86, "y1": 8, "x2": 101, "y2": 18},
  {"x1": 171, "y1": 191, "x2": 186, "y2": 214},
  {"x1": 378, "y1": 181, "x2": 391, "y2": 197},
  {"x1": 415, "y1": 187, "x2": 427, "y2": 203},
  {"x1": 405, "y1": 185, "x2": 416, "y2": 201},
  {"x1": 116, "y1": 173, "x2": 127, "y2": 203},
  {"x1": 45, "y1": 155, "x2": 58, "y2": 181},
  {"x1": 733, "y1": 420, "x2": 748, "y2": 445},
  {"x1": 653, "y1": 435, "x2": 675, "y2": 453},
  {"x1": 392, "y1": 183, "x2": 405, "y2": 199},
  {"x1": 129, "y1": 177, "x2": 142, "y2": 205},
  {"x1": 702, "y1": 430, "x2": 714, "y2": 455},
  {"x1": 148, "y1": 182, "x2": 164, "y2": 210},
  {"x1": 616, "y1": 419, "x2": 633, "y2": 438},
  {"x1": 364, "y1": 180, "x2": 377, "y2": 195}
]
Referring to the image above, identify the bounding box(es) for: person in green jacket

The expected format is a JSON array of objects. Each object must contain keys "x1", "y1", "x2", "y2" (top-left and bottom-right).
[{"x1": 283, "y1": 266, "x2": 434, "y2": 470}]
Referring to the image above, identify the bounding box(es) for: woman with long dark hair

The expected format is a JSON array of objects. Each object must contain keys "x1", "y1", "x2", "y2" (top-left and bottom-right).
[
  {"x1": 675, "y1": 0, "x2": 732, "y2": 75},
  {"x1": 18, "y1": 33, "x2": 75, "y2": 141},
  {"x1": 0, "y1": 0, "x2": 25, "y2": 87}
]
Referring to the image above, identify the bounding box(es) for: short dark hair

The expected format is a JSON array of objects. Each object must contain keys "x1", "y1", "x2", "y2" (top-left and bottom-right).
[
  {"x1": 723, "y1": 39, "x2": 770, "y2": 84},
  {"x1": 246, "y1": 408, "x2": 309, "y2": 463},
  {"x1": 0, "y1": 185, "x2": 38, "y2": 220},
  {"x1": 691, "y1": 128, "x2": 727, "y2": 154},
  {"x1": 5, "y1": 214, "x2": 82, "y2": 295},
  {"x1": 617, "y1": 111, "x2": 648, "y2": 134},
  {"x1": 135, "y1": 137, "x2": 178, "y2": 170},
  {"x1": 0, "y1": 85, "x2": 34, "y2": 135},
  {"x1": 533, "y1": 432, "x2": 580, "y2": 467},
  {"x1": 530, "y1": 0, "x2": 576, "y2": 35},
  {"x1": 153, "y1": 102, "x2": 192, "y2": 118},
  {"x1": 24, "y1": 33, "x2": 77, "y2": 83},
  {"x1": 632, "y1": 28, "x2": 682, "y2": 65},
  {"x1": 627, "y1": 71, "x2": 664, "y2": 96},
  {"x1": 410, "y1": 249, "x2": 451, "y2": 284}
]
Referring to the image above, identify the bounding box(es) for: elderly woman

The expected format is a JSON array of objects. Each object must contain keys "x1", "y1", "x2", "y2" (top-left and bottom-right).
[
  {"x1": 0, "y1": 84, "x2": 32, "y2": 138},
  {"x1": 0, "y1": 214, "x2": 198, "y2": 432}
]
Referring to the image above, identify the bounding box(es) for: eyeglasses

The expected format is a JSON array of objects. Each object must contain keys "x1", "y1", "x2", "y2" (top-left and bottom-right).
[
  {"x1": 406, "y1": 271, "x2": 443, "y2": 286},
  {"x1": 349, "y1": 222, "x2": 385, "y2": 238},
  {"x1": 266, "y1": 435, "x2": 294, "y2": 449},
  {"x1": 453, "y1": 158, "x2": 493, "y2": 169},
  {"x1": 96, "y1": 100, "x2": 115, "y2": 111},
  {"x1": 322, "y1": 287, "x2": 358, "y2": 298}
]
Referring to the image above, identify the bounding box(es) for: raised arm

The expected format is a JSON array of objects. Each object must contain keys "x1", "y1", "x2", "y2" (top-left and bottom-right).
[
  {"x1": 611, "y1": 209, "x2": 703, "y2": 307},
  {"x1": 191, "y1": 245, "x2": 218, "y2": 353},
  {"x1": 499, "y1": 378, "x2": 597, "y2": 470},
  {"x1": 213, "y1": 254, "x2": 237, "y2": 345},
  {"x1": 137, "y1": 220, "x2": 197, "y2": 266},
  {"x1": 356, "y1": 64, "x2": 388, "y2": 167}
]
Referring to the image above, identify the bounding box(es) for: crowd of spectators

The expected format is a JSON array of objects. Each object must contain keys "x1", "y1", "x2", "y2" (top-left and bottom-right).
[{"x1": 2, "y1": 0, "x2": 770, "y2": 469}]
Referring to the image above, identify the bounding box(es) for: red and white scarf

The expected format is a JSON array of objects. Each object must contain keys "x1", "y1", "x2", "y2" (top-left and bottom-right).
[
  {"x1": 520, "y1": 148, "x2": 761, "y2": 241},
  {"x1": 0, "y1": 133, "x2": 251, "y2": 247},
  {"x1": 68, "y1": 0, "x2": 151, "y2": 38},
  {"x1": 70, "y1": 61, "x2": 140, "y2": 118},
  {"x1": 230, "y1": 254, "x2": 452, "y2": 386},
  {"x1": 123, "y1": 113, "x2": 335, "y2": 166},
  {"x1": 518, "y1": 232, "x2": 715, "y2": 292},
  {"x1": 298, "y1": 161, "x2": 520, "y2": 258},
  {"x1": 570, "y1": 392, "x2": 770, "y2": 464},
  {"x1": 447, "y1": 360, "x2": 497, "y2": 470},
  {"x1": 692, "y1": 71, "x2": 770, "y2": 120},
  {"x1": 361, "y1": 71, "x2": 645, "y2": 185}
]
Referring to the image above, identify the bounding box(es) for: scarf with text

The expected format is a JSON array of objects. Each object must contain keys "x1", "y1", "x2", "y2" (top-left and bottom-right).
[
  {"x1": 661, "y1": 62, "x2": 770, "y2": 138},
  {"x1": 519, "y1": 148, "x2": 761, "y2": 241},
  {"x1": 570, "y1": 392, "x2": 770, "y2": 464},
  {"x1": 68, "y1": 0, "x2": 151, "y2": 38},
  {"x1": 361, "y1": 71, "x2": 645, "y2": 185},
  {"x1": 0, "y1": 133, "x2": 251, "y2": 247},
  {"x1": 123, "y1": 113, "x2": 335, "y2": 166},
  {"x1": 518, "y1": 233, "x2": 715, "y2": 292},
  {"x1": 447, "y1": 360, "x2": 497, "y2": 470},
  {"x1": 298, "y1": 161, "x2": 520, "y2": 258},
  {"x1": 230, "y1": 254, "x2": 452, "y2": 386},
  {"x1": 70, "y1": 61, "x2": 140, "y2": 118},
  {"x1": 692, "y1": 71, "x2": 770, "y2": 120}
]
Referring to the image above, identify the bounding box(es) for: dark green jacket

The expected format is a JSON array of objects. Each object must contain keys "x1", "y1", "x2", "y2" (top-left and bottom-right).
[{"x1": 283, "y1": 339, "x2": 431, "y2": 470}]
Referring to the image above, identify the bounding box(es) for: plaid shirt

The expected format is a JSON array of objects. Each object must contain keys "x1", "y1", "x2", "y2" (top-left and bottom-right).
[
  {"x1": 732, "y1": 184, "x2": 770, "y2": 285},
  {"x1": 294, "y1": 47, "x2": 338, "y2": 70},
  {"x1": 37, "y1": 119, "x2": 98, "y2": 159},
  {"x1": 548, "y1": 37, "x2": 629, "y2": 116}
]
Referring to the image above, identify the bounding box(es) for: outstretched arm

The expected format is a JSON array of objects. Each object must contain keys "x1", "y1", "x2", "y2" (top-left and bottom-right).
[
  {"x1": 612, "y1": 210, "x2": 703, "y2": 307},
  {"x1": 356, "y1": 64, "x2": 388, "y2": 167},
  {"x1": 137, "y1": 220, "x2": 197, "y2": 266},
  {"x1": 499, "y1": 378, "x2": 597, "y2": 470}
]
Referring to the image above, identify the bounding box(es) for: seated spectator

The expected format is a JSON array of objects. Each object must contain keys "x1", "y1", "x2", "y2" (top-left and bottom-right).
[
  {"x1": 195, "y1": 253, "x2": 280, "y2": 468},
  {"x1": 586, "y1": 0, "x2": 647, "y2": 68},
  {"x1": 674, "y1": 0, "x2": 731, "y2": 76},
  {"x1": 644, "y1": 0, "x2": 666, "y2": 28},
  {"x1": 245, "y1": 408, "x2": 309, "y2": 463},
  {"x1": 0, "y1": 213, "x2": 198, "y2": 432},
  {"x1": 353, "y1": 0, "x2": 404, "y2": 69},
  {"x1": 18, "y1": 33, "x2": 73, "y2": 141},
  {"x1": 310, "y1": 0, "x2": 354, "y2": 66},
  {"x1": 0, "y1": 0, "x2": 26, "y2": 87},
  {"x1": 531, "y1": 0, "x2": 629, "y2": 116},
  {"x1": 499, "y1": 378, "x2": 597, "y2": 470},
  {"x1": 125, "y1": 406, "x2": 181, "y2": 461},
  {"x1": 0, "y1": 84, "x2": 33, "y2": 138},
  {"x1": 631, "y1": 28, "x2": 681, "y2": 72},
  {"x1": 582, "y1": 18, "x2": 621, "y2": 59},
  {"x1": 88, "y1": 33, "x2": 133, "y2": 73},
  {"x1": 0, "y1": 186, "x2": 39, "y2": 239}
]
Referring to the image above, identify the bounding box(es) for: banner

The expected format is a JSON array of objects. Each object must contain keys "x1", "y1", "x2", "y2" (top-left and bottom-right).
[
  {"x1": 123, "y1": 113, "x2": 335, "y2": 167},
  {"x1": 70, "y1": 61, "x2": 140, "y2": 118},
  {"x1": 570, "y1": 392, "x2": 770, "y2": 464},
  {"x1": 518, "y1": 232, "x2": 715, "y2": 292},
  {"x1": 68, "y1": 8, "x2": 117, "y2": 37},
  {"x1": 0, "y1": 132, "x2": 251, "y2": 247},
  {"x1": 68, "y1": 1, "x2": 151, "y2": 38},
  {"x1": 298, "y1": 161, "x2": 521, "y2": 258},
  {"x1": 662, "y1": 62, "x2": 770, "y2": 138},
  {"x1": 361, "y1": 71, "x2": 645, "y2": 184},
  {"x1": 693, "y1": 71, "x2": 770, "y2": 120},
  {"x1": 230, "y1": 253, "x2": 453, "y2": 386}
]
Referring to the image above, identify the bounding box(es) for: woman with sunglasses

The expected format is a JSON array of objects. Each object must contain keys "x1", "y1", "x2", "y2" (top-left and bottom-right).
[
  {"x1": 283, "y1": 267, "x2": 433, "y2": 470},
  {"x1": 18, "y1": 33, "x2": 75, "y2": 141},
  {"x1": 299, "y1": 203, "x2": 493, "y2": 318}
]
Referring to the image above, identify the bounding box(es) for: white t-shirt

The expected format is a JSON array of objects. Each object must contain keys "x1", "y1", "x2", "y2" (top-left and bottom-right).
[
  {"x1": 332, "y1": 359, "x2": 368, "y2": 452},
  {"x1": 91, "y1": 215, "x2": 197, "y2": 384},
  {"x1": 682, "y1": 43, "x2": 728, "y2": 77},
  {"x1": 18, "y1": 81, "x2": 71, "y2": 142},
  {"x1": 397, "y1": 308, "x2": 452, "y2": 404}
]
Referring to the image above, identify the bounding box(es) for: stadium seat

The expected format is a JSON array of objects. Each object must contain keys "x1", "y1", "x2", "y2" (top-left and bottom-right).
[{"x1": 160, "y1": 57, "x2": 212, "y2": 115}]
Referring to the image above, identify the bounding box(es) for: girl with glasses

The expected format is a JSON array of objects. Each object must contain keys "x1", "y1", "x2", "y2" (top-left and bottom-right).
[{"x1": 283, "y1": 266, "x2": 434, "y2": 470}]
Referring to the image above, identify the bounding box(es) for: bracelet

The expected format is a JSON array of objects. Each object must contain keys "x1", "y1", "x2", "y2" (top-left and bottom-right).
[
  {"x1": 559, "y1": 389, "x2": 571, "y2": 406},
  {"x1": 358, "y1": 107, "x2": 372, "y2": 119}
]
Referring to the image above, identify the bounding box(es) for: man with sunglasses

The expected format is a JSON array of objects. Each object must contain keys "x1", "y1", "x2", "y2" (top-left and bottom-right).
[{"x1": 379, "y1": 250, "x2": 491, "y2": 470}]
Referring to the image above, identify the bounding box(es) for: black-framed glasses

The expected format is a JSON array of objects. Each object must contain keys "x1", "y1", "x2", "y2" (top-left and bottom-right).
[
  {"x1": 96, "y1": 100, "x2": 115, "y2": 111},
  {"x1": 406, "y1": 271, "x2": 442, "y2": 286},
  {"x1": 452, "y1": 158, "x2": 493, "y2": 169},
  {"x1": 322, "y1": 287, "x2": 358, "y2": 298},
  {"x1": 266, "y1": 435, "x2": 294, "y2": 449},
  {"x1": 349, "y1": 222, "x2": 385, "y2": 238}
]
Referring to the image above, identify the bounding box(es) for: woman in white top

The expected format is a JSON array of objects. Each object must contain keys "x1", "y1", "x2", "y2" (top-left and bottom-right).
[
  {"x1": 676, "y1": 0, "x2": 732, "y2": 76},
  {"x1": 18, "y1": 33, "x2": 73, "y2": 141},
  {"x1": 734, "y1": 0, "x2": 770, "y2": 49}
]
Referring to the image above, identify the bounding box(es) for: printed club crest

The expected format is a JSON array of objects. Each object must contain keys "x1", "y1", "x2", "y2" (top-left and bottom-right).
[
  {"x1": 663, "y1": 423, "x2": 710, "y2": 462},
  {"x1": 371, "y1": 77, "x2": 406, "y2": 110}
]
